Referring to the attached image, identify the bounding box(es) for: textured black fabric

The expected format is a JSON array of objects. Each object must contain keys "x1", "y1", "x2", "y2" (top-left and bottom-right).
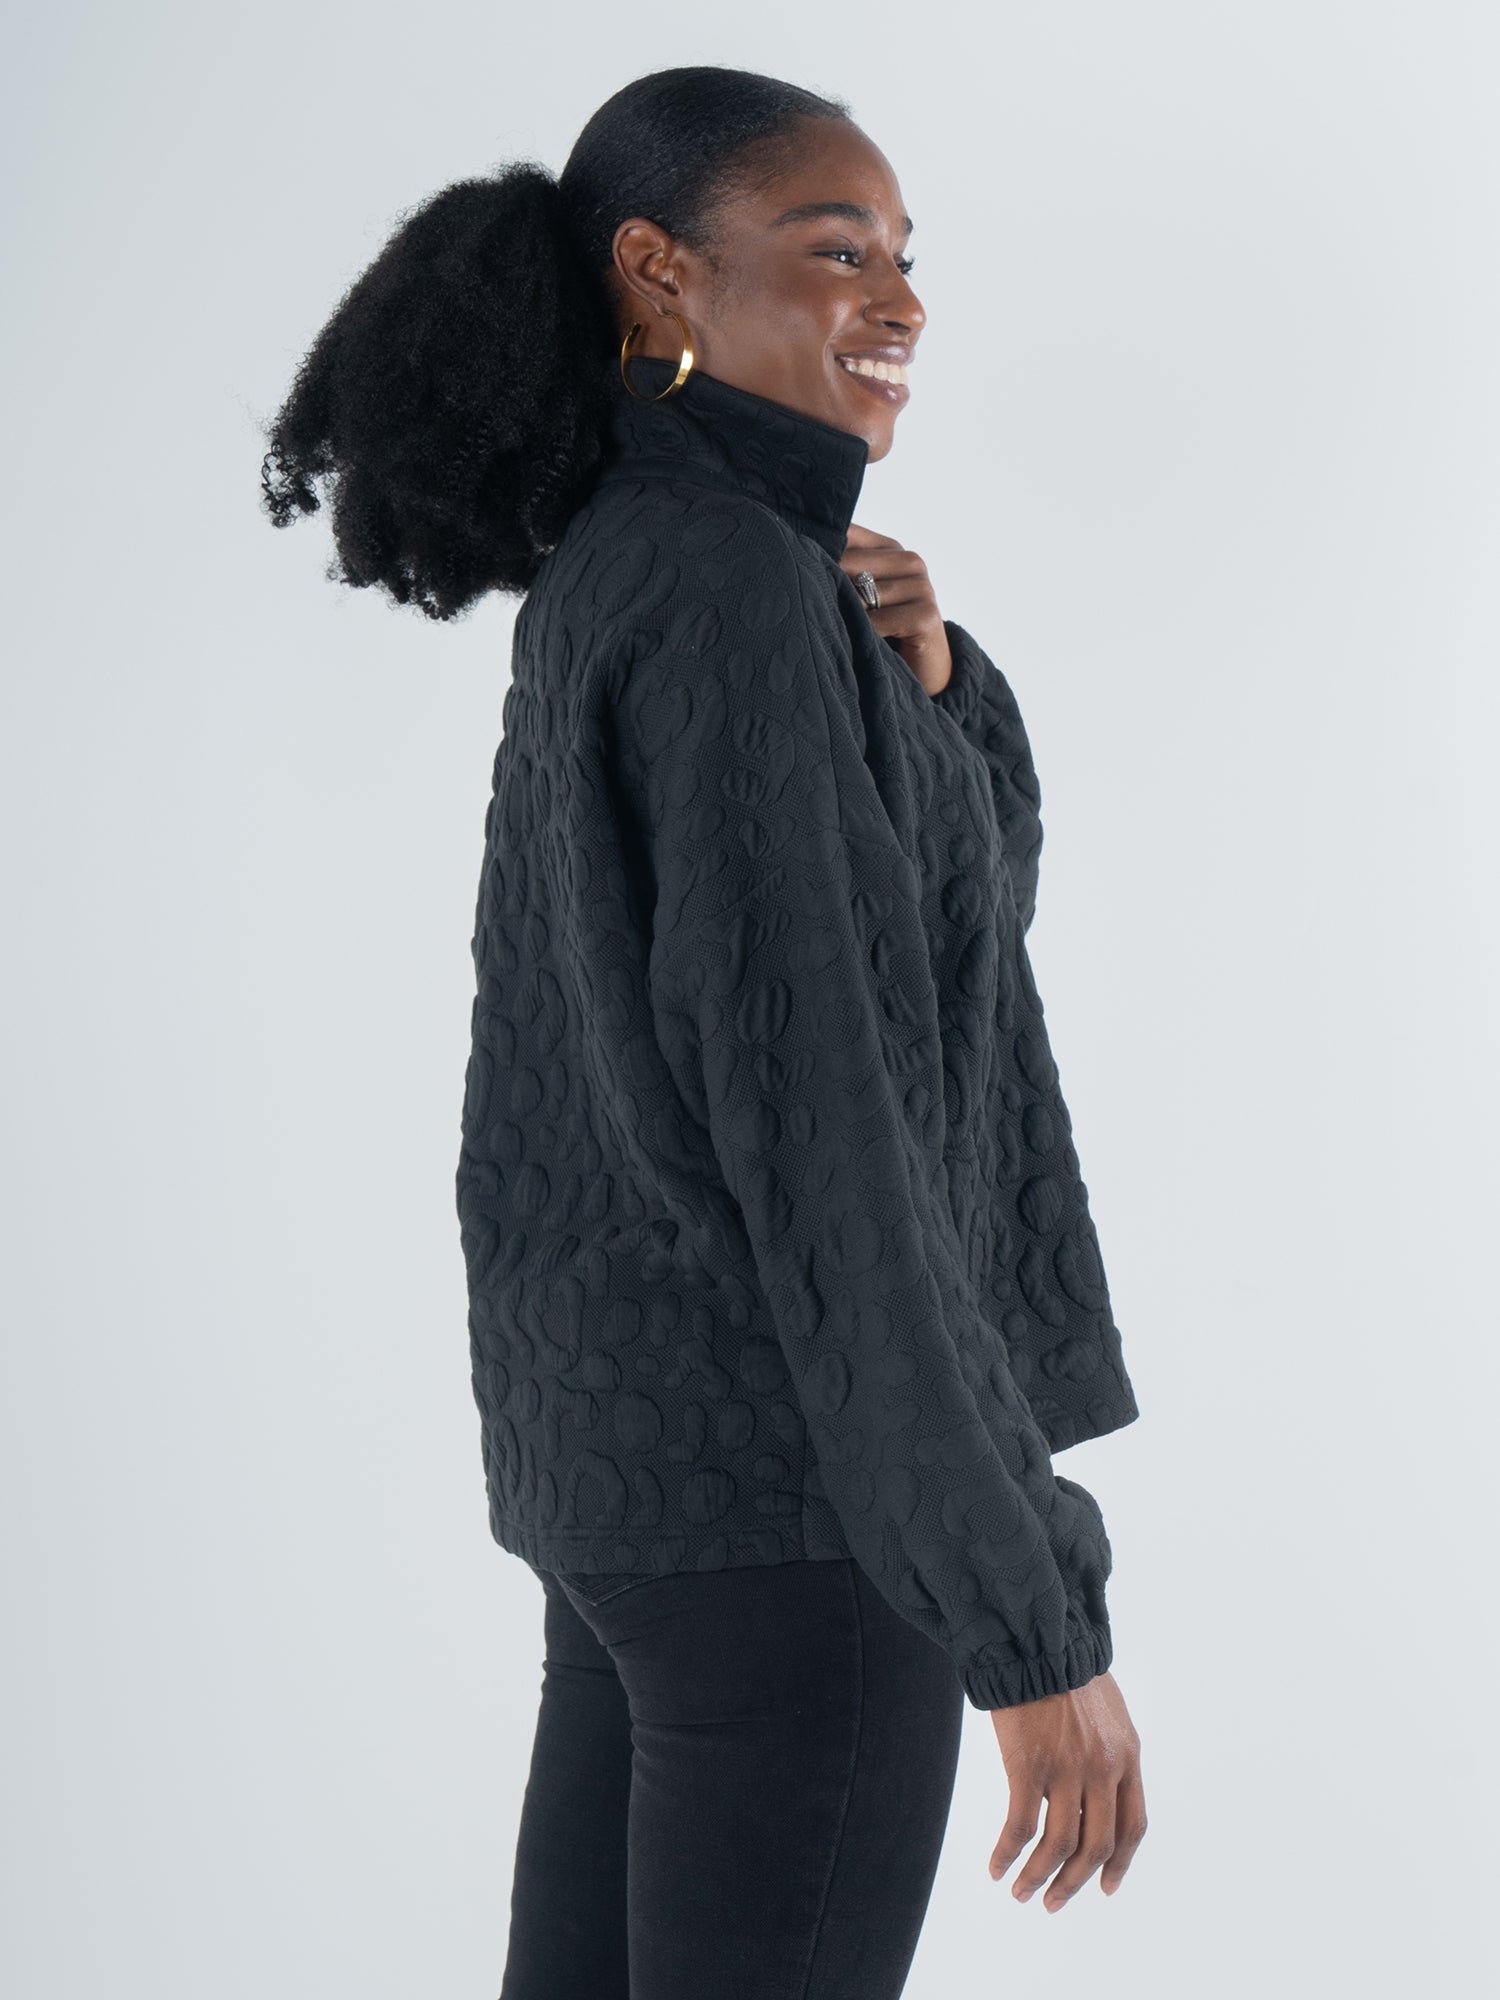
[{"x1": 455, "y1": 351, "x2": 1140, "y2": 1709}]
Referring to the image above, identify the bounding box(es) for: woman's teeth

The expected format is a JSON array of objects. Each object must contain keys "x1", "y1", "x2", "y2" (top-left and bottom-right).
[{"x1": 839, "y1": 356, "x2": 909, "y2": 385}]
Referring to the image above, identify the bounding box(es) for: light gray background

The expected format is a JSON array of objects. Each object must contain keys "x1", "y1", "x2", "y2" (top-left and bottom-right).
[{"x1": 5, "y1": 3, "x2": 1496, "y2": 1994}]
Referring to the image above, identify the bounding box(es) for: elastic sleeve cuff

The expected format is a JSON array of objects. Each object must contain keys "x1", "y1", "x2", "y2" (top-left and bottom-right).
[{"x1": 960, "y1": 1611, "x2": 1113, "y2": 1712}]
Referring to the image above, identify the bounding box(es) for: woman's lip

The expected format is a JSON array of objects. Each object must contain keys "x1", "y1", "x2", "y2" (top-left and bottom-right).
[
  {"x1": 835, "y1": 345, "x2": 914, "y2": 366},
  {"x1": 836, "y1": 356, "x2": 911, "y2": 406}
]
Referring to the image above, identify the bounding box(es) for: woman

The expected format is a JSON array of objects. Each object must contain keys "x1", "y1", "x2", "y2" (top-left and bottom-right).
[{"x1": 262, "y1": 63, "x2": 1148, "y2": 2000}]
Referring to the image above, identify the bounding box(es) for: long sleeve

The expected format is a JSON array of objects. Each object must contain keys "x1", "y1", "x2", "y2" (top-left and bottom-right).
[
  {"x1": 608, "y1": 511, "x2": 1117, "y2": 1710},
  {"x1": 931, "y1": 618, "x2": 1045, "y2": 931},
  {"x1": 931, "y1": 617, "x2": 1141, "y2": 1452}
]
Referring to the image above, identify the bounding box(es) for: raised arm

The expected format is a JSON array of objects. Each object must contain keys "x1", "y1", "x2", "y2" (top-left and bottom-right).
[
  {"x1": 928, "y1": 620, "x2": 1140, "y2": 1452},
  {"x1": 931, "y1": 618, "x2": 1045, "y2": 933},
  {"x1": 608, "y1": 508, "x2": 1117, "y2": 1710}
]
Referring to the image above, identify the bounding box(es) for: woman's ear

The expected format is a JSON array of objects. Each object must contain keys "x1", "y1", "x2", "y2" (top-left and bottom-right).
[{"x1": 609, "y1": 218, "x2": 686, "y2": 323}]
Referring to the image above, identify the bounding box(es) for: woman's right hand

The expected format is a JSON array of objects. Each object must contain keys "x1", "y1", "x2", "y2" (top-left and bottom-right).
[{"x1": 987, "y1": 1670, "x2": 1147, "y2": 1911}]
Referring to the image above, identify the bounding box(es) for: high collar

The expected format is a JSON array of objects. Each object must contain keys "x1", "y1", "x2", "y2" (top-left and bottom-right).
[{"x1": 591, "y1": 352, "x2": 870, "y2": 562}]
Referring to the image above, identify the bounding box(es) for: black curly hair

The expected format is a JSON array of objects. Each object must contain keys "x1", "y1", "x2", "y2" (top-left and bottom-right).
[{"x1": 259, "y1": 66, "x2": 853, "y2": 620}]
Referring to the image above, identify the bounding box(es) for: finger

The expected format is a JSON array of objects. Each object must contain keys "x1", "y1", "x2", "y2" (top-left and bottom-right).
[
  {"x1": 863, "y1": 611, "x2": 946, "y2": 664},
  {"x1": 1010, "y1": 1787, "x2": 1082, "y2": 1905},
  {"x1": 838, "y1": 546, "x2": 926, "y2": 582},
  {"x1": 843, "y1": 523, "x2": 904, "y2": 551},
  {"x1": 845, "y1": 569, "x2": 933, "y2": 610},
  {"x1": 840, "y1": 560, "x2": 933, "y2": 611},
  {"x1": 988, "y1": 1781, "x2": 1043, "y2": 1883},
  {"x1": 857, "y1": 591, "x2": 945, "y2": 654},
  {"x1": 1039, "y1": 1774, "x2": 1120, "y2": 1913},
  {"x1": 1100, "y1": 1764, "x2": 1148, "y2": 1896}
]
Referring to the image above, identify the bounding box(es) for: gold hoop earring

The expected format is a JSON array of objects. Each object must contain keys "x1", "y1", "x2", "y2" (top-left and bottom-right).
[{"x1": 620, "y1": 312, "x2": 695, "y2": 401}]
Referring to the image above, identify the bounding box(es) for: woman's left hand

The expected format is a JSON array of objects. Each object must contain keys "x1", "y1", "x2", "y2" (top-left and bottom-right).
[{"x1": 839, "y1": 522, "x2": 953, "y2": 698}]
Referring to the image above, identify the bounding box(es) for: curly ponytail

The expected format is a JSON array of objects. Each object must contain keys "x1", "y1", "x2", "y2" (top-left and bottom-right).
[{"x1": 258, "y1": 66, "x2": 851, "y2": 619}]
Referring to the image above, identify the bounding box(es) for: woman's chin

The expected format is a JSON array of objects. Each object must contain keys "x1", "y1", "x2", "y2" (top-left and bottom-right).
[{"x1": 862, "y1": 420, "x2": 899, "y2": 464}]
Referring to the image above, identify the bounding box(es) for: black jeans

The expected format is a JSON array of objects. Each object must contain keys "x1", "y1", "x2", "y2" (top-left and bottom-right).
[{"x1": 498, "y1": 1555, "x2": 966, "y2": 2000}]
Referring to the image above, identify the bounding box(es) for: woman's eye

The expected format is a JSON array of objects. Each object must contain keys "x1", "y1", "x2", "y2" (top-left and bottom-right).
[{"x1": 820, "y1": 248, "x2": 917, "y2": 276}]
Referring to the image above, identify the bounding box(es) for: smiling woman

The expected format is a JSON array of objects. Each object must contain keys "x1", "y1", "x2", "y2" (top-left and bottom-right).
[
  {"x1": 610, "y1": 142, "x2": 924, "y2": 444},
  {"x1": 259, "y1": 63, "x2": 1147, "y2": 1999}
]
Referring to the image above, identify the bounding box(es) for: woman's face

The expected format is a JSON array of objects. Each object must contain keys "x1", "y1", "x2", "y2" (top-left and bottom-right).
[{"x1": 610, "y1": 121, "x2": 924, "y2": 463}]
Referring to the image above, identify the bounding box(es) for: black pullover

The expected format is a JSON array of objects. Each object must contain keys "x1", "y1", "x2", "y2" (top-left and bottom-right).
[{"x1": 456, "y1": 352, "x2": 1140, "y2": 1709}]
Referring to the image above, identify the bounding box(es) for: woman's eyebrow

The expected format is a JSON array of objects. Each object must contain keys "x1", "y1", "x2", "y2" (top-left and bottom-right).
[{"x1": 769, "y1": 200, "x2": 915, "y2": 236}]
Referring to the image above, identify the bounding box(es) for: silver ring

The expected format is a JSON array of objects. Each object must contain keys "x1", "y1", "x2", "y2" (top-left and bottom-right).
[{"x1": 854, "y1": 569, "x2": 881, "y2": 610}]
